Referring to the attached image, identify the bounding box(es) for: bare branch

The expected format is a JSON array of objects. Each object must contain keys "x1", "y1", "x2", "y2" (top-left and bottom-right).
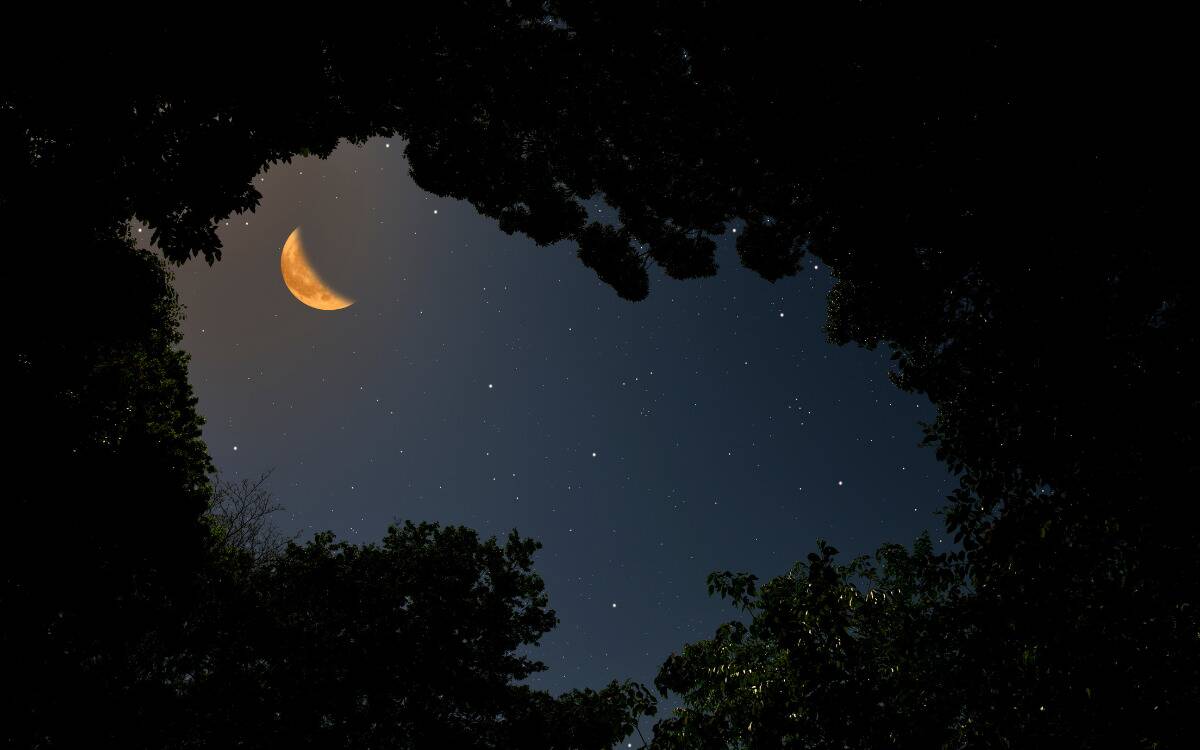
[{"x1": 206, "y1": 470, "x2": 300, "y2": 566}]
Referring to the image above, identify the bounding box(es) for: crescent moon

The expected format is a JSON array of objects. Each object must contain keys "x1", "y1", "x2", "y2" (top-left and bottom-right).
[{"x1": 280, "y1": 228, "x2": 355, "y2": 311}]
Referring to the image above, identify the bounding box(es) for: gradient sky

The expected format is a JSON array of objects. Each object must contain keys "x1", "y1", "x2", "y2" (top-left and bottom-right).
[{"x1": 168, "y1": 136, "x2": 950, "y2": 712}]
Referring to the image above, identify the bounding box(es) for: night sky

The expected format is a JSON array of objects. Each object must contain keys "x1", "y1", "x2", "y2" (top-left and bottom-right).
[{"x1": 167, "y1": 137, "x2": 949, "y2": 703}]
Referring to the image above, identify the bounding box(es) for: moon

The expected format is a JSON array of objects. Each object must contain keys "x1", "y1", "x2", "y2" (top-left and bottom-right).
[{"x1": 280, "y1": 228, "x2": 354, "y2": 311}]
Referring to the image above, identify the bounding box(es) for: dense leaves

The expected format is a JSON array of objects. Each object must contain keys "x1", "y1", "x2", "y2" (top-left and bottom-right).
[
  {"x1": 179, "y1": 522, "x2": 653, "y2": 749},
  {"x1": 4, "y1": 6, "x2": 1195, "y2": 747},
  {"x1": 649, "y1": 529, "x2": 1199, "y2": 748},
  {"x1": 653, "y1": 537, "x2": 968, "y2": 748},
  {"x1": 5, "y1": 233, "x2": 212, "y2": 748}
]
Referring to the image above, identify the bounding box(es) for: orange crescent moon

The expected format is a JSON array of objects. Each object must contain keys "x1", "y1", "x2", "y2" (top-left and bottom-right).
[{"x1": 280, "y1": 228, "x2": 354, "y2": 311}]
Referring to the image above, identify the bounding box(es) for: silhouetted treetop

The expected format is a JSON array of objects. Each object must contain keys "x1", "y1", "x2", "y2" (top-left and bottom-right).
[
  {"x1": 652, "y1": 536, "x2": 972, "y2": 749},
  {"x1": 651, "y1": 531, "x2": 1195, "y2": 749},
  {"x1": 177, "y1": 521, "x2": 654, "y2": 749}
]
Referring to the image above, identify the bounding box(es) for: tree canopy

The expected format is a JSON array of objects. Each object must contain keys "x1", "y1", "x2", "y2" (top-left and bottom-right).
[
  {"x1": 178, "y1": 521, "x2": 654, "y2": 749},
  {"x1": 6, "y1": 233, "x2": 213, "y2": 748},
  {"x1": 3, "y1": 8, "x2": 1194, "y2": 747},
  {"x1": 652, "y1": 536, "x2": 969, "y2": 748},
  {"x1": 650, "y1": 530, "x2": 1195, "y2": 748}
]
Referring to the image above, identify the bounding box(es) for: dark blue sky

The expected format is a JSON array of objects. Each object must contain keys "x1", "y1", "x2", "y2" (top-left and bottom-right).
[{"x1": 170, "y1": 137, "x2": 949, "y2": 711}]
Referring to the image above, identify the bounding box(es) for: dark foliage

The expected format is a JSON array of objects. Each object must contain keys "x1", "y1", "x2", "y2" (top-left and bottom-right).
[
  {"x1": 178, "y1": 522, "x2": 653, "y2": 749},
  {"x1": 5, "y1": 234, "x2": 213, "y2": 747},
  {"x1": 653, "y1": 536, "x2": 969, "y2": 748},
  {"x1": 3, "y1": 5, "x2": 1195, "y2": 747}
]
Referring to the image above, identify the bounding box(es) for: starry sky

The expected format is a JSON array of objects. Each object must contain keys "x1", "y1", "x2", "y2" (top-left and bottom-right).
[{"x1": 168, "y1": 137, "x2": 949, "y2": 704}]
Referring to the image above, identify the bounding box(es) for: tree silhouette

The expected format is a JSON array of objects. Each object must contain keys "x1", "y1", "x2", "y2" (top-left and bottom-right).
[
  {"x1": 652, "y1": 536, "x2": 969, "y2": 748},
  {"x1": 6, "y1": 235, "x2": 213, "y2": 748},
  {"x1": 650, "y1": 529, "x2": 1196, "y2": 748},
  {"x1": 206, "y1": 470, "x2": 300, "y2": 567},
  {"x1": 4, "y1": 9, "x2": 1195, "y2": 747},
  {"x1": 177, "y1": 521, "x2": 654, "y2": 749}
]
